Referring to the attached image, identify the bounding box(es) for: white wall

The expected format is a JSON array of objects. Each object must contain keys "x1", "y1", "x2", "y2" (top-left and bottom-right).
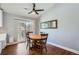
[
  {"x1": 40, "y1": 3, "x2": 79, "y2": 51},
  {"x1": 3, "y1": 12, "x2": 19, "y2": 43},
  {"x1": 0, "y1": 9, "x2": 3, "y2": 27},
  {"x1": 2, "y1": 12, "x2": 38, "y2": 43}
]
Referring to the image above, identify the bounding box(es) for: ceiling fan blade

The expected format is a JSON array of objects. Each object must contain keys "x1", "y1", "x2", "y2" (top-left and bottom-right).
[
  {"x1": 28, "y1": 11, "x2": 33, "y2": 14},
  {"x1": 35, "y1": 11, "x2": 39, "y2": 15},
  {"x1": 33, "y1": 3, "x2": 35, "y2": 8},
  {"x1": 35, "y1": 9, "x2": 44, "y2": 11}
]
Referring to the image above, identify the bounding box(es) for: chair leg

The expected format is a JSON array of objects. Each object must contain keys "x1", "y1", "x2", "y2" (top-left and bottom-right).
[
  {"x1": 28, "y1": 42, "x2": 30, "y2": 48},
  {"x1": 25, "y1": 41, "x2": 28, "y2": 49},
  {"x1": 26, "y1": 40, "x2": 30, "y2": 49},
  {"x1": 45, "y1": 46, "x2": 47, "y2": 54},
  {"x1": 29, "y1": 46, "x2": 30, "y2": 54},
  {"x1": 40, "y1": 46, "x2": 43, "y2": 54},
  {"x1": 28, "y1": 42, "x2": 31, "y2": 54},
  {"x1": 26, "y1": 44, "x2": 27, "y2": 49}
]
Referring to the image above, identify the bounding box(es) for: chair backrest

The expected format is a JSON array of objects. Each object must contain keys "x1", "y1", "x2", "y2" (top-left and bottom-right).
[
  {"x1": 41, "y1": 33, "x2": 48, "y2": 44},
  {"x1": 26, "y1": 32, "x2": 33, "y2": 39},
  {"x1": 26, "y1": 32, "x2": 33, "y2": 38},
  {"x1": 41, "y1": 33, "x2": 48, "y2": 39}
]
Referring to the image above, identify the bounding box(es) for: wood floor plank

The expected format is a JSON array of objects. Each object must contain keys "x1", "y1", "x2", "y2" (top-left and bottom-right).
[{"x1": 1, "y1": 42, "x2": 77, "y2": 55}]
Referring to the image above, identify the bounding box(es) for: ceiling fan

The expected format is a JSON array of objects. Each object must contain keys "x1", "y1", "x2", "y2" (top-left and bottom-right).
[{"x1": 25, "y1": 3, "x2": 44, "y2": 15}]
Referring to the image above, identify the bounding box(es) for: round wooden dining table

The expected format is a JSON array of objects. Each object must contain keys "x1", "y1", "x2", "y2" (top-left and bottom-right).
[
  {"x1": 29, "y1": 34, "x2": 47, "y2": 48},
  {"x1": 29, "y1": 34, "x2": 47, "y2": 40}
]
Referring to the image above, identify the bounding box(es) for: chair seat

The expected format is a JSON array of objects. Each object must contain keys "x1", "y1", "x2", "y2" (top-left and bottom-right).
[{"x1": 36, "y1": 41, "x2": 46, "y2": 46}]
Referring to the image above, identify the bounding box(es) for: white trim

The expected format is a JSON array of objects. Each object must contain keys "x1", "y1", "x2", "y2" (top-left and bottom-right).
[
  {"x1": 7, "y1": 42, "x2": 19, "y2": 45},
  {"x1": 48, "y1": 42, "x2": 79, "y2": 54},
  {"x1": 7, "y1": 41, "x2": 26, "y2": 46}
]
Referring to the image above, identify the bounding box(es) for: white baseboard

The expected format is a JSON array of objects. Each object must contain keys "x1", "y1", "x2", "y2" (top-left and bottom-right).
[
  {"x1": 7, "y1": 41, "x2": 26, "y2": 46},
  {"x1": 7, "y1": 42, "x2": 19, "y2": 45},
  {"x1": 48, "y1": 42, "x2": 79, "y2": 54}
]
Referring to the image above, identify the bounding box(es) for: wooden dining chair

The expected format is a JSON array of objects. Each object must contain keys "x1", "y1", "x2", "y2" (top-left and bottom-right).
[
  {"x1": 36, "y1": 33, "x2": 48, "y2": 54},
  {"x1": 26, "y1": 32, "x2": 33, "y2": 49}
]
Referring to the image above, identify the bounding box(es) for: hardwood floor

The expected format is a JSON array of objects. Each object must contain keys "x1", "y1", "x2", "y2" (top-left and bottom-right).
[{"x1": 1, "y1": 42, "x2": 77, "y2": 55}]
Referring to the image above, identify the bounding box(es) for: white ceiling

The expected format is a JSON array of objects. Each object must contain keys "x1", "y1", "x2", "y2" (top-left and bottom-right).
[{"x1": 0, "y1": 3, "x2": 55, "y2": 19}]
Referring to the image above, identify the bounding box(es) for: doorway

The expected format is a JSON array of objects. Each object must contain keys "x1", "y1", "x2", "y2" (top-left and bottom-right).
[{"x1": 15, "y1": 19, "x2": 33, "y2": 42}]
